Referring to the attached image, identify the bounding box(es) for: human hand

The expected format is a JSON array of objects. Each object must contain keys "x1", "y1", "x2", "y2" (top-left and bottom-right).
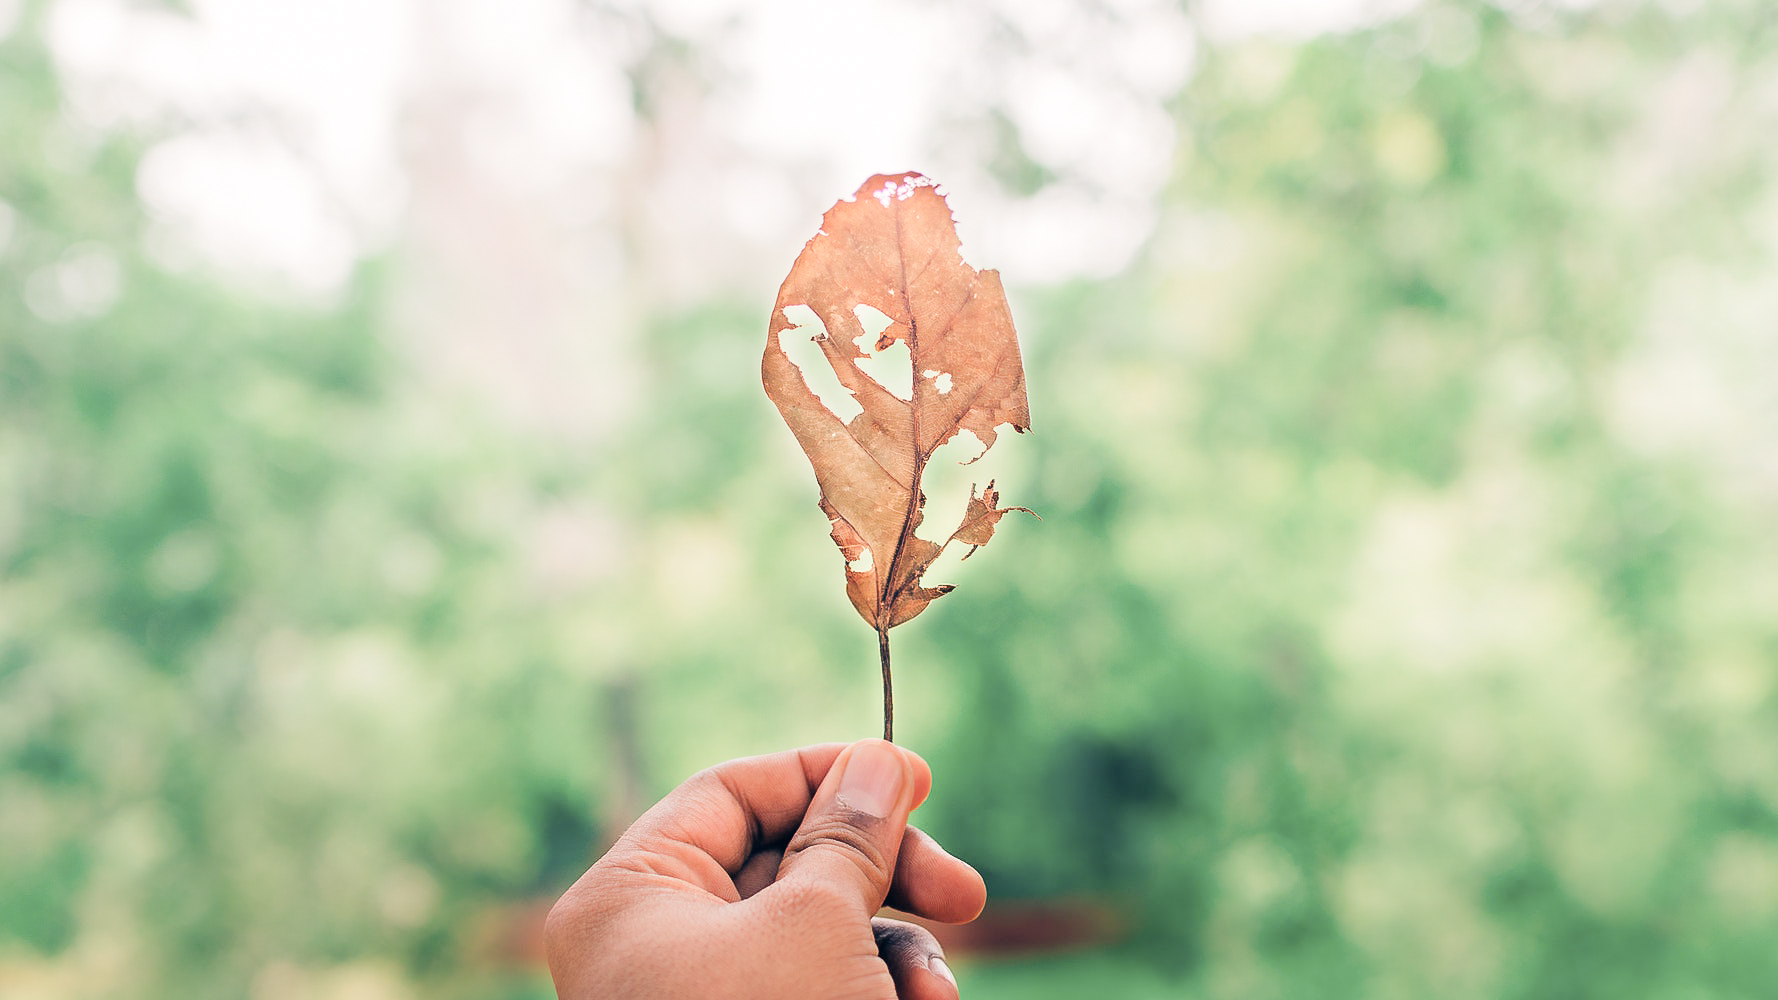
[{"x1": 545, "y1": 739, "x2": 987, "y2": 999}]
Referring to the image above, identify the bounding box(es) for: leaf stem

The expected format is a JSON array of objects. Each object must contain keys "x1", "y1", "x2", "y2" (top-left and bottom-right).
[{"x1": 877, "y1": 620, "x2": 894, "y2": 742}]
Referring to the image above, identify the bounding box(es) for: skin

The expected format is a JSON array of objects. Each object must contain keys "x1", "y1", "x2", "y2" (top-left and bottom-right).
[{"x1": 546, "y1": 740, "x2": 988, "y2": 1000}]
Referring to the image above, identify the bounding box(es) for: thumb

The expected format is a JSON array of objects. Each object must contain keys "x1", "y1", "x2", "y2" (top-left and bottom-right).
[{"x1": 773, "y1": 739, "x2": 927, "y2": 912}]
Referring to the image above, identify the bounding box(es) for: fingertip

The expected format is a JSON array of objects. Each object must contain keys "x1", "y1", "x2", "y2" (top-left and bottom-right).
[
  {"x1": 903, "y1": 746, "x2": 933, "y2": 811},
  {"x1": 836, "y1": 739, "x2": 914, "y2": 819},
  {"x1": 874, "y1": 918, "x2": 961, "y2": 1000},
  {"x1": 889, "y1": 827, "x2": 988, "y2": 924},
  {"x1": 957, "y1": 868, "x2": 988, "y2": 922},
  {"x1": 827, "y1": 740, "x2": 931, "y2": 813},
  {"x1": 876, "y1": 737, "x2": 930, "y2": 785},
  {"x1": 928, "y1": 852, "x2": 987, "y2": 923},
  {"x1": 929, "y1": 955, "x2": 959, "y2": 993}
]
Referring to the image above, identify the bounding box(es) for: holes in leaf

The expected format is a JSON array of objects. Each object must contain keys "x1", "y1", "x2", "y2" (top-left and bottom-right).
[
  {"x1": 854, "y1": 303, "x2": 894, "y2": 340},
  {"x1": 851, "y1": 302, "x2": 912, "y2": 402},
  {"x1": 778, "y1": 304, "x2": 864, "y2": 422}
]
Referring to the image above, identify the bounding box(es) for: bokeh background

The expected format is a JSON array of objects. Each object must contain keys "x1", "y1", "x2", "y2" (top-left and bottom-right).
[{"x1": 6, "y1": 0, "x2": 1778, "y2": 996}]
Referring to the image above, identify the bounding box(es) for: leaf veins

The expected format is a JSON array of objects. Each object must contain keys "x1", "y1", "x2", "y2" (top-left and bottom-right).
[{"x1": 762, "y1": 172, "x2": 1033, "y2": 631}]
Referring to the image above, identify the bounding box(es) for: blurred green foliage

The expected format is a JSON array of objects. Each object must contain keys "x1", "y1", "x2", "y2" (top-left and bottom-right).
[{"x1": 6, "y1": 1, "x2": 1778, "y2": 998}]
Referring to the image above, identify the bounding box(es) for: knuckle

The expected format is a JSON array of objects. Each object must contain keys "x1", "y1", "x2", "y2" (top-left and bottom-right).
[
  {"x1": 787, "y1": 812, "x2": 893, "y2": 877},
  {"x1": 543, "y1": 890, "x2": 583, "y2": 948},
  {"x1": 543, "y1": 865, "x2": 627, "y2": 959},
  {"x1": 543, "y1": 881, "x2": 609, "y2": 959}
]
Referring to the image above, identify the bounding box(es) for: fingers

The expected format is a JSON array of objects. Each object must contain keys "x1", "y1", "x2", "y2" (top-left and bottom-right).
[
  {"x1": 608, "y1": 744, "x2": 852, "y2": 892},
  {"x1": 723, "y1": 746, "x2": 980, "y2": 923},
  {"x1": 874, "y1": 918, "x2": 960, "y2": 1000},
  {"x1": 733, "y1": 847, "x2": 782, "y2": 899},
  {"x1": 886, "y1": 827, "x2": 988, "y2": 924},
  {"x1": 735, "y1": 825, "x2": 985, "y2": 924},
  {"x1": 771, "y1": 740, "x2": 929, "y2": 914}
]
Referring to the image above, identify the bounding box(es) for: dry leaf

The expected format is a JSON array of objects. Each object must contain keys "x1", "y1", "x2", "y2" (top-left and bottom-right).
[
  {"x1": 762, "y1": 172, "x2": 1032, "y2": 641},
  {"x1": 955, "y1": 480, "x2": 1036, "y2": 561}
]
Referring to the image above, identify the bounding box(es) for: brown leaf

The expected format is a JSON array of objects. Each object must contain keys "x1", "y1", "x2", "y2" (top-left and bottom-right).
[
  {"x1": 763, "y1": 172, "x2": 1031, "y2": 630},
  {"x1": 954, "y1": 480, "x2": 1038, "y2": 561}
]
